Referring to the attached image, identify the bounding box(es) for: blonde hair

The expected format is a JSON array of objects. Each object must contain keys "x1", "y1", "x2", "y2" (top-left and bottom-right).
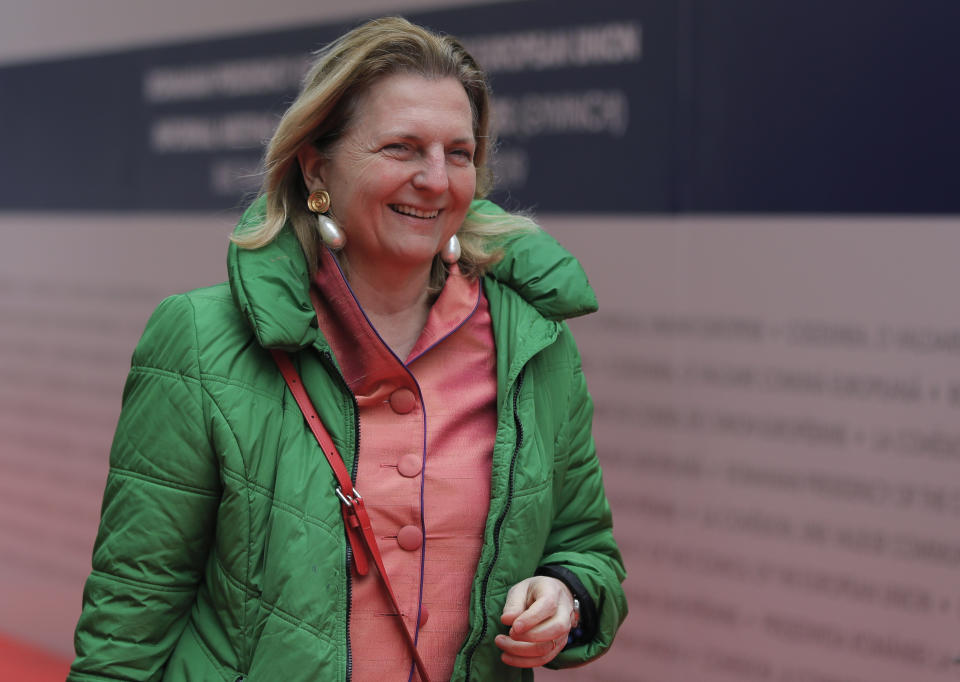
[{"x1": 232, "y1": 16, "x2": 535, "y2": 284}]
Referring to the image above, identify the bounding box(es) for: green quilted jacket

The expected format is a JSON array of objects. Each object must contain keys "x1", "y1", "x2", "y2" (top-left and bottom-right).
[{"x1": 69, "y1": 198, "x2": 627, "y2": 681}]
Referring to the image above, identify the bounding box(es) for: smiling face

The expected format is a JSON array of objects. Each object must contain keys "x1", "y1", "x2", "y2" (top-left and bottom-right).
[{"x1": 300, "y1": 73, "x2": 477, "y2": 284}]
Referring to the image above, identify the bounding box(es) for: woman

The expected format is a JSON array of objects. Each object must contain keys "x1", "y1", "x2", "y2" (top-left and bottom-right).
[{"x1": 70, "y1": 17, "x2": 626, "y2": 682}]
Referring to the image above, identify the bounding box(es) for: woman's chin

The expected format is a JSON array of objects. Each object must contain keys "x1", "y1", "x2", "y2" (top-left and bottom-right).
[{"x1": 346, "y1": 243, "x2": 442, "y2": 275}]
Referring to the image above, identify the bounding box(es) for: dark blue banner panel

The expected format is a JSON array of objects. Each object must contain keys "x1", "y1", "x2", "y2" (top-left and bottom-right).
[
  {"x1": 0, "y1": 0, "x2": 957, "y2": 212},
  {"x1": 683, "y1": 0, "x2": 960, "y2": 213},
  {"x1": 0, "y1": 0, "x2": 662, "y2": 213}
]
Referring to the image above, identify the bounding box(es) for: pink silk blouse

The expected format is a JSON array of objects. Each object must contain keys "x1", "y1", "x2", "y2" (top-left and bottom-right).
[{"x1": 311, "y1": 248, "x2": 497, "y2": 681}]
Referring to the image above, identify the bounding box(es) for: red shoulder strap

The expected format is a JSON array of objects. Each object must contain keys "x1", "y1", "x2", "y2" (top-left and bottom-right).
[{"x1": 271, "y1": 349, "x2": 432, "y2": 682}]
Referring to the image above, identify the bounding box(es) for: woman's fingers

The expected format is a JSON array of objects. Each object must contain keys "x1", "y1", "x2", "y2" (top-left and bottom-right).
[
  {"x1": 498, "y1": 576, "x2": 576, "y2": 667},
  {"x1": 494, "y1": 632, "x2": 568, "y2": 668},
  {"x1": 502, "y1": 576, "x2": 571, "y2": 633},
  {"x1": 499, "y1": 580, "x2": 530, "y2": 627},
  {"x1": 509, "y1": 589, "x2": 559, "y2": 636}
]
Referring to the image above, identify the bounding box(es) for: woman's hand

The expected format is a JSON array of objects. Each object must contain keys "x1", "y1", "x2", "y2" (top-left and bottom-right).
[{"x1": 495, "y1": 576, "x2": 577, "y2": 668}]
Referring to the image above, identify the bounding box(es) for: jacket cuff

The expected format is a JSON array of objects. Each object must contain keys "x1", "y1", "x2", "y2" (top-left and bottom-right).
[{"x1": 535, "y1": 564, "x2": 598, "y2": 646}]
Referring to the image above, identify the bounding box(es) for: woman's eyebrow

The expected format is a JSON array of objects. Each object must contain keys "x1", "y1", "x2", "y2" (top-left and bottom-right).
[{"x1": 382, "y1": 131, "x2": 476, "y2": 145}]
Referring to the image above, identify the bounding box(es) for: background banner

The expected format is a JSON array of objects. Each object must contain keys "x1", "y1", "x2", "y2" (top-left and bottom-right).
[
  {"x1": 1, "y1": 0, "x2": 957, "y2": 212},
  {"x1": 0, "y1": 0, "x2": 660, "y2": 212}
]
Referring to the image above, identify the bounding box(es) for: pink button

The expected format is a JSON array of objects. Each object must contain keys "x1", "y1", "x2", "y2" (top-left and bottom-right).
[
  {"x1": 397, "y1": 454, "x2": 422, "y2": 478},
  {"x1": 389, "y1": 388, "x2": 417, "y2": 414},
  {"x1": 397, "y1": 525, "x2": 423, "y2": 551},
  {"x1": 418, "y1": 606, "x2": 429, "y2": 627}
]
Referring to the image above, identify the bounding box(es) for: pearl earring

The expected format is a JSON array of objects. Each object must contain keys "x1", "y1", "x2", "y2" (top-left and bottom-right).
[
  {"x1": 307, "y1": 190, "x2": 345, "y2": 249},
  {"x1": 441, "y1": 234, "x2": 461, "y2": 264}
]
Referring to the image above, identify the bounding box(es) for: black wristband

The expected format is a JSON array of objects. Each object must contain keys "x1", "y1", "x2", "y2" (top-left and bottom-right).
[{"x1": 535, "y1": 564, "x2": 598, "y2": 645}]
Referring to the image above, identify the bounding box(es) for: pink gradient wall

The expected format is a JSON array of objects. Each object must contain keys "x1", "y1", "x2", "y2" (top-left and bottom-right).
[{"x1": 4, "y1": 213, "x2": 960, "y2": 681}]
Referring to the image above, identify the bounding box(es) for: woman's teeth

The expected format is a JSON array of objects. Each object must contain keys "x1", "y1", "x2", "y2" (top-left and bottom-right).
[{"x1": 391, "y1": 204, "x2": 439, "y2": 219}]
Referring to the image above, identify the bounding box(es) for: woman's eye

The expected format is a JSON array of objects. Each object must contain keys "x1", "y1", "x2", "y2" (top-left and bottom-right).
[
  {"x1": 383, "y1": 143, "x2": 412, "y2": 155},
  {"x1": 450, "y1": 148, "x2": 474, "y2": 162}
]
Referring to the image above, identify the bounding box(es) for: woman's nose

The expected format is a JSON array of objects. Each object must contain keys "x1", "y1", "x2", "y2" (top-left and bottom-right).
[{"x1": 412, "y1": 148, "x2": 449, "y2": 193}]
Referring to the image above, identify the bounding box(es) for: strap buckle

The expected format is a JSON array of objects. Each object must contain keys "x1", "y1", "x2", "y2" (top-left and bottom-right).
[{"x1": 335, "y1": 486, "x2": 362, "y2": 507}]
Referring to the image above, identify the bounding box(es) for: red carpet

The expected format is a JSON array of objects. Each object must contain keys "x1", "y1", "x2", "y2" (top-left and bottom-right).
[{"x1": 0, "y1": 634, "x2": 71, "y2": 680}]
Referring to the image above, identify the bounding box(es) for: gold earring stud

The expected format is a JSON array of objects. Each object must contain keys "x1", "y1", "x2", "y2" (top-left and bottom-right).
[{"x1": 307, "y1": 189, "x2": 331, "y2": 214}]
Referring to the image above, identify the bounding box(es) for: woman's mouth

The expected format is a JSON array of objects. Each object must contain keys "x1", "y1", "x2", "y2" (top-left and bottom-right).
[{"x1": 390, "y1": 204, "x2": 440, "y2": 219}]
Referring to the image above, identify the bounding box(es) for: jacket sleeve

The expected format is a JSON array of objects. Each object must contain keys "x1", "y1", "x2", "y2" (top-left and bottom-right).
[
  {"x1": 69, "y1": 295, "x2": 221, "y2": 681},
  {"x1": 538, "y1": 326, "x2": 628, "y2": 668}
]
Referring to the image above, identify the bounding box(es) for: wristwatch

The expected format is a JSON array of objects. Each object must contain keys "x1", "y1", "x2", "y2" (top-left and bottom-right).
[{"x1": 571, "y1": 596, "x2": 581, "y2": 628}]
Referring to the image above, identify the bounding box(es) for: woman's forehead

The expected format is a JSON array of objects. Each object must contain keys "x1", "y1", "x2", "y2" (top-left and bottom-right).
[{"x1": 349, "y1": 74, "x2": 474, "y2": 134}]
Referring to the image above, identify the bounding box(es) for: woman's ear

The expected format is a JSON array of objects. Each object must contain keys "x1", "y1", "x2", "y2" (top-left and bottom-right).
[{"x1": 297, "y1": 144, "x2": 327, "y2": 193}]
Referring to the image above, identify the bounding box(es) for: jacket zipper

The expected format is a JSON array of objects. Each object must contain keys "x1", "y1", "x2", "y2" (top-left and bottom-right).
[
  {"x1": 346, "y1": 389, "x2": 360, "y2": 682},
  {"x1": 345, "y1": 542, "x2": 355, "y2": 682},
  {"x1": 319, "y1": 350, "x2": 361, "y2": 682},
  {"x1": 462, "y1": 368, "x2": 525, "y2": 682}
]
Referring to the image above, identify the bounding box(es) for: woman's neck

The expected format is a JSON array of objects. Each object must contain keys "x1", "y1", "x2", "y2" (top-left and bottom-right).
[{"x1": 340, "y1": 258, "x2": 433, "y2": 360}]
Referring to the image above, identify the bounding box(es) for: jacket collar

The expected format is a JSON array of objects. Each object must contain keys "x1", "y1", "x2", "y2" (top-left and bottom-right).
[{"x1": 228, "y1": 195, "x2": 598, "y2": 350}]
